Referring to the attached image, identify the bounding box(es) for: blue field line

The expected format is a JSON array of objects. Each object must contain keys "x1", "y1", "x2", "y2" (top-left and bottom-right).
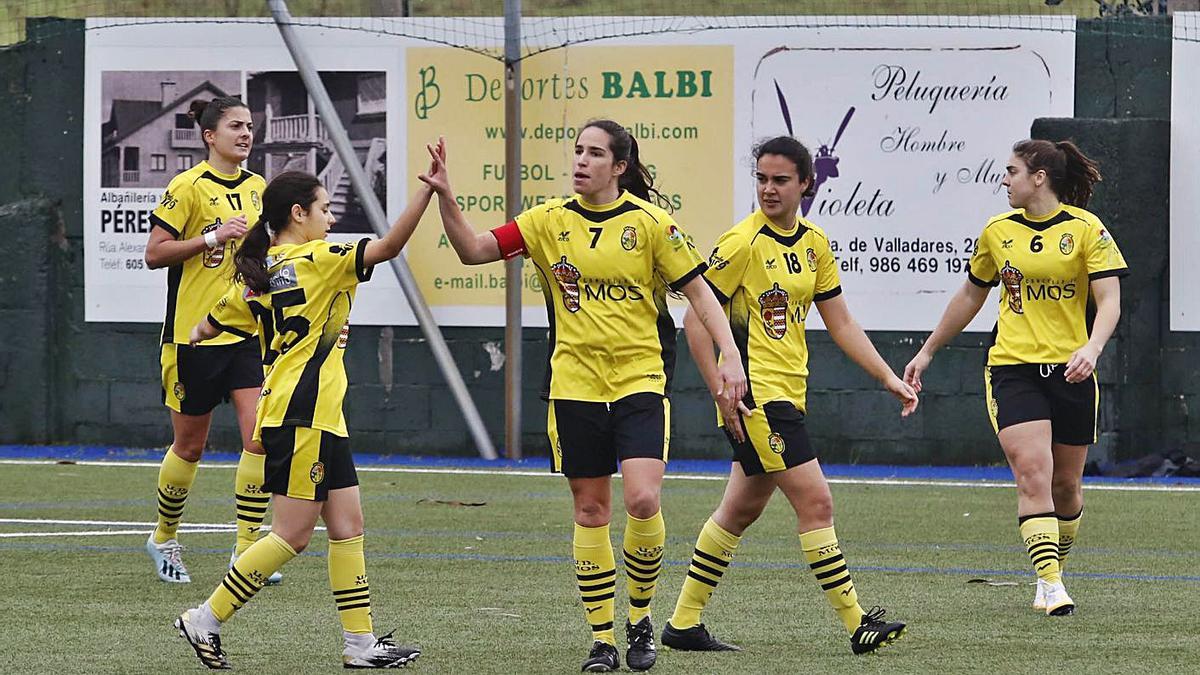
[
  {"x1": 5, "y1": 444, "x2": 1200, "y2": 485},
  {"x1": 2, "y1": 541, "x2": 1198, "y2": 583}
]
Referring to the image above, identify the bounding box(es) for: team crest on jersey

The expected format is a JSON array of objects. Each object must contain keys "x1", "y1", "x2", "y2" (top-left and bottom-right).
[
  {"x1": 336, "y1": 321, "x2": 350, "y2": 349},
  {"x1": 173, "y1": 382, "x2": 186, "y2": 401},
  {"x1": 1097, "y1": 228, "x2": 1113, "y2": 249},
  {"x1": 310, "y1": 461, "x2": 325, "y2": 485},
  {"x1": 1059, "y1": 233, "x2": 1075, "y2": 255},
  {"x1": 551, "y1": 256, "x2": 583, "y2": 313},
  {"x1": 621, "y1": 226, "x2": 638, "y2": 251},
  {"x1": 758, "y1": 282, "x2": 790, "y2": 339},
  {"x1": 767, "y1": 433, "x2": 786, "y2": 454},
  {"x1": 806, "y1": 247, "x2": 818, "y2": 272},
  {"x1": 251, "y1": 190, "x2": 261, "y2": 212},
  {"x1": 999, "y1": 260, "x2": 1025, "y2": 314},
  {"x1": 201, "y1": 222, "x2": 224, "y2": 268}
]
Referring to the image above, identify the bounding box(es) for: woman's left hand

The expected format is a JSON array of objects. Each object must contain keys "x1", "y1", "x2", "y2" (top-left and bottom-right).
[
  {"x1": 1064, "y1": 343, "x2": 1101, "y2": 383},
  {"x1": 884, "y1": 376, "x2": 919, "y2": 417}
]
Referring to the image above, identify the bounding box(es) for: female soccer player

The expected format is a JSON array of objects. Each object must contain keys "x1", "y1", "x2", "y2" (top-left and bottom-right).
[
  {"x1": 662, "y1": 136, "x2": 915, "y2": 657},
  {"x1": 143, "y1": 96, "x2": 275, "y2": 584},
  {"x1": 173, "y1": 169, "x2": 435, "y2": 669},
  {"x1": 904, "y1": 139, "x2": 1127, "y2": 615},
  {"x1": 420, "y1": 123, "x2": 747, "y2": 672}
]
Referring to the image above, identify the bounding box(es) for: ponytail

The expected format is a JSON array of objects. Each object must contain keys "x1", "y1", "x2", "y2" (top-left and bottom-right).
[
  {"x1": 233, "y1": 171, "x2": 322, "y2": 295},
  {"x1": 1012, "y1": 138, "x2": 1102, "y2": 208},
  {"x1": 234, "y1": 221, "x2": 272, "y2": 294},
  {"x1": 1054, "y1": 140, "x2": 1102, "y2": 208},
  {"x1": 580, "y1": 119, "x2": 670, "y2": 211}
]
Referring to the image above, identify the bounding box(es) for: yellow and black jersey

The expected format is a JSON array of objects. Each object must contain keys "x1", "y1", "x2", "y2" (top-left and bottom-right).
[
  {"x1": 968, "y1": 204, "x2": 1128, "y2": 366},
  {"x1": 504, "y1": 191, "x2": 705, "y2": 402},
  {"x1": 150, "y1": 161, "x2": 266, "y2": 346},
  {"x1": 207, "y1": 238, "x2": 374, "y2": 437},
  {"x1": 703, "y1": 209, "x2": 841, "y2": 413}
]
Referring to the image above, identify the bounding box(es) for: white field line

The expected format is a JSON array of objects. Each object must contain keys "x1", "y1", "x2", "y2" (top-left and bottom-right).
[
  {"x1": 0, "y1": 528, "x2": 233, "y2": 538},
  {"x1": 0, "y1": 516, "x2": 328, "y2": 540},
  {"x1": 2, "y1": 458, "x2": 1199, "y2": 493}
]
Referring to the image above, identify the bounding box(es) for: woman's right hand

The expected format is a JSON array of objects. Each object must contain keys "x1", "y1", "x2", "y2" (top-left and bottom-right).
[
  {"x1": 903, "y1": 350, "x2": 932, "y2": 393},
  {"x1": 419, "y1": 137, "x2": 452, "y2": 196},
  {"x1": 214, "y1": 214, "x2": 249, "y2": 245}
]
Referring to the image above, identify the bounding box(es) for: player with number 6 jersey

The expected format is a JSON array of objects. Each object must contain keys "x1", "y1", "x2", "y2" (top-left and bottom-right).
[{"x1": 906, "y1": 139, "x2": 1128, "y2": 617}]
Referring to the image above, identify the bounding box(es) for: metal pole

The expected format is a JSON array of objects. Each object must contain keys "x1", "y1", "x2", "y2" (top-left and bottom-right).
[
  {"x1": 267, "y1": 0, "x2": 498, "y2": 460},
  {"x1": 503, "y1": 0, "x2": 523, "y2": 459}
]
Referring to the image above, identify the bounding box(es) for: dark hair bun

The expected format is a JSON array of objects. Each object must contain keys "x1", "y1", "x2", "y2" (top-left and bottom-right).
[{"x1": 188, "y1": 99, "x2": 209, "y2": 123}]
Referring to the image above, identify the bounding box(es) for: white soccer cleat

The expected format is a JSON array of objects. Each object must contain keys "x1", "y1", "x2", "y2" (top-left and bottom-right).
[
  {"x1": 1033, "y1": 579, "x2": 1047, "y2": 611},
  {"x1": 147, "y1": 535, "x2": 190, "y2": 583},
  {"x1": 1043, "y1": 580, "x2": 1076, "y2": 616},
  {"x1": 343, "y1": 630, "x2": 421, "y2": 669},
  {"x1": 175, "y1": 604, "x2": 230, "y2": 670},
  {"x1": 230, "y1": 549, "x2": 282, "y2": 585}
]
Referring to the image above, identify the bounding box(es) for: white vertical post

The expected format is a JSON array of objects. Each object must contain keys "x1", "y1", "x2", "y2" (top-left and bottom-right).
[{"x1": 267, "y1": 0, "x2": 498, "y2": 460}]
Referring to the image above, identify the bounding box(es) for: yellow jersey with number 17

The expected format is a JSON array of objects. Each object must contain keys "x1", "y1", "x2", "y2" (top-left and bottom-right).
[
  {"x1": 207, "y1": 237, "x2": 374, "y2": 438},
  {"x1": 150, "y1": 160, "x2": 266, "y2": 346},
  {"x1": 968, "y1": 204, "x2": 1129, "y2": 366}
]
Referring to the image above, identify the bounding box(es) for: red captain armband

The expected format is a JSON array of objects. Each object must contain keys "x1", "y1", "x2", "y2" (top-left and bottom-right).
[{"x1": 491, "y1": 221, "x2": 526, "y2": 260}]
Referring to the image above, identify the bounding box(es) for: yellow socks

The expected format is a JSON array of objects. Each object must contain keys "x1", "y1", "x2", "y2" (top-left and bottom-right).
[
  {"x1": 153, "y1": 447, "x2": 198, "y2": 544},
  {"x1": 669, "y1": 518, "x2": 741, "y2": 630},
  {"x1": 207, "y1": 532, "x2": 296, "y2": 621},
  {"x1": 1057, "y1": 509, "x2": 1082, "y2": 570},
  {"x1": 1019, "y1": 513, "x2": 1062, "y2": 584},
  {"x1": 329, "y1": 535, "x2": 373, "y2": 634},
  {"x1": 800, "y1": 526, "x2": 864, "y2": 633},
  {"x1": 234, "y1": 450, "x2": 269, "y2": 556},
  {"x1": 574, "y1": 523, "x2": 617, "y2": 645},
  {"x1": 623, "y1": 511, "x2": 665, "y2": 625}
]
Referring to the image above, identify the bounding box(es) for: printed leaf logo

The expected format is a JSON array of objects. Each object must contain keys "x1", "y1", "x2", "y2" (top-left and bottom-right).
[{"x1": 414, "y1": 65, "x2": 440, "y2": 120}]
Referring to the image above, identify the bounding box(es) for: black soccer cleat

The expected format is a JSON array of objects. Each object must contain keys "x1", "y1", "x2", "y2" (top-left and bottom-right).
[
  {"x1": 625, "y1": 617, "x2": 657, "y2": 671},
  {"x1": 850, "y1": 606, "x2": 906, "y2": 654},
  {"x1": 581, "y1": 640, "x2": 620, "y2": 672},
  {"x1": 175, "y1": 611, "x2": 231, "y2": 670},
  {"x1": 660, "y1": 621, "x2": 741, "y2": 652}
]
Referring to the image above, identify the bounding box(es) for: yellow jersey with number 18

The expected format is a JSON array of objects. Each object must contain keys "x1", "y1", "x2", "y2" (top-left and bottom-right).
[{"x1": 702, "y1": 209, "x2": 842, "y2": 413}]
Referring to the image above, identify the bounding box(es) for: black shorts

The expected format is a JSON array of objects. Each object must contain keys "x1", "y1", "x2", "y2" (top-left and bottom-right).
[
  {"x1": 160, "y1": 339, "x2": 263, "y2": 415},
  {"x1": 547, "y1": 393, "x2": 670, "y2": 478},
  {"x1": 724, "y1": 401, "x2": 817, "y2": 475},
  {"x1": 260, "y1": 426, "x2": 359, "y2": 501},
  {"x1": 985, "y1": 364, "x2": 1098, "y2": 446}
]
